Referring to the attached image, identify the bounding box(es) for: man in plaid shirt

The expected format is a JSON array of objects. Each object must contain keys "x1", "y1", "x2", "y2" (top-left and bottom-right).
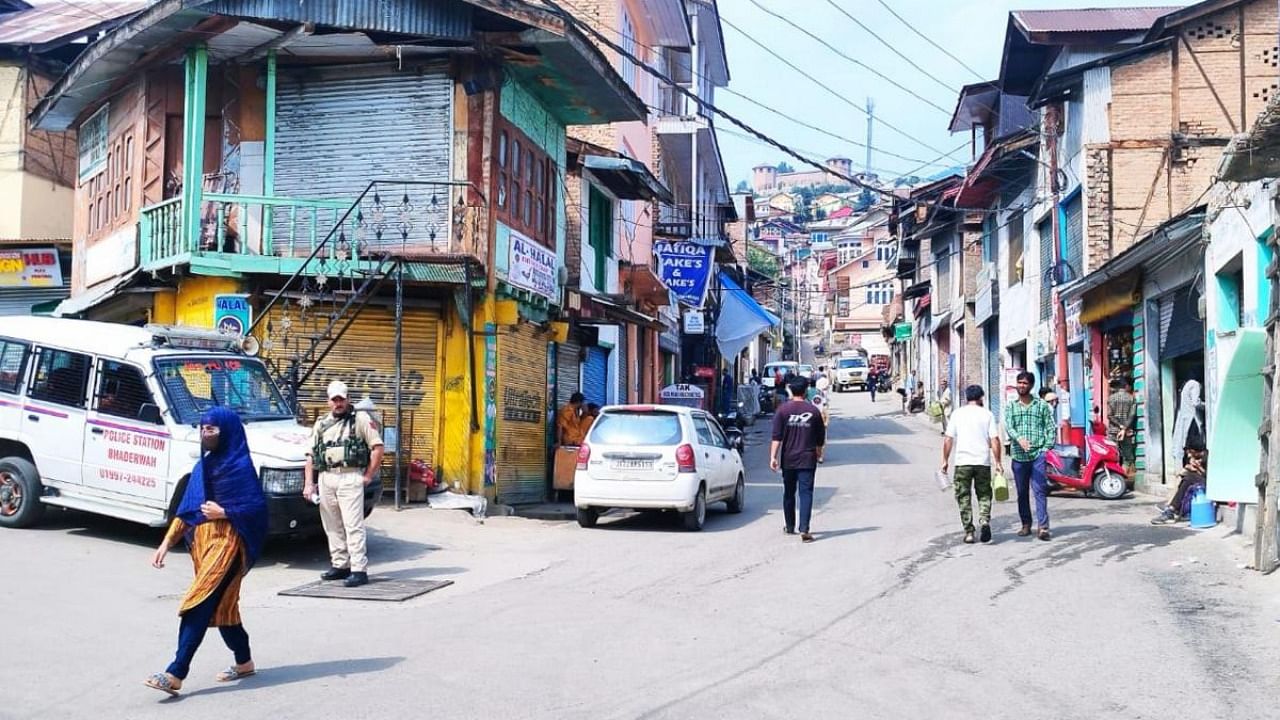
[{"x1": 1005, "y1": 371, "x2": 1057, "y2": 540}]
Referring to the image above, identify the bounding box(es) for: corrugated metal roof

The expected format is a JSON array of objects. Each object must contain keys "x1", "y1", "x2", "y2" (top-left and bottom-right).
[
  {"x1": 206, "y1": 0, "x2": 471, "y2": 41},
  {"x1": 0, "y1": 0, "x2": 147, "y2": 47},
  {"x1": 1012, "y1": 6, "x2": 1182, "y2": 34}
]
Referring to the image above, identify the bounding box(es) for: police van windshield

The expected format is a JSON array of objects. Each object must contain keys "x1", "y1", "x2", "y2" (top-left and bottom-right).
[
  {"x1": 838, "y1": 358, "x2": 867, "y2": 369},
  {"x1": 155, "y1": 356, "x2": 293, "y2": 424}
]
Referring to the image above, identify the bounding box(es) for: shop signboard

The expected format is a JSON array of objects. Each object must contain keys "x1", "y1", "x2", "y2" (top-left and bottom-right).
[
  {"x1": 660, "y1": 383, "x2": 705, "y2": 410},
  {"x1": 508, "y1": 229, "x2": 558, "y2": 301},
  {"x1": 1065, "y1": 299, "x2": 1085, "y2": 345},
  {"x1": 654, "y1": 240, "x2": 714, "y2": 307},
  {"x1": 213, "y1": 294, "x2": 252, "y2": 335},
  {"x1": 683, "y1": 310, "x2": 705, "y2": 334},
  {"x1": 893, "y1": 322, "x2": 912, "y2": 341},
  {"x1": 0, "y1": 247, "x2": 63, "y2": 287}
]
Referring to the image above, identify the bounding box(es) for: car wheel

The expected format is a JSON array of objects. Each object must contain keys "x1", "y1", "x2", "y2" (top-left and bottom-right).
[
  {"x1": 576, "y1": 507, "x2": 599, "y2": 528},
  {"x1": 0, "y1": 457, "x2": 44, "y2": 529},
  {"x1": 681, "y1": 486, "x2": 706, "y2": 531},
  {"x1": 1092, "y1": 468, "x2": 1127, "y2": 500},
  {"x1": 726, "y1": 475, "x2": 745, "y2": 514}
]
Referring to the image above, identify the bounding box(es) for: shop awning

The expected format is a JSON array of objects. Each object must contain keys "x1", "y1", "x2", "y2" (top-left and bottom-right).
[
  {"x1": 901, "y1": 280, "x2": 931, "y2": 300},
  {"x1": 51, "y1": 270, "x2": 141, "y2": 317},
  {"x1": 1077, "y1": 272, "x2": 1141, "y2": 325},
  {"x1": 575, "y1": 292, "x2": 664, "y2": 330},
  {"x1": 931, "y1": 310, "x2": 952, "y2": 334},
  {"x1": 715, "y1": 272, "x2": 781, "y2": 360},
  {"x1": 583, "y1": 155, "x2": 674, "y2": 203}
]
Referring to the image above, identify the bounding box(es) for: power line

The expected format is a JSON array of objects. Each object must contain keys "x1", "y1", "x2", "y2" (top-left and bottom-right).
[
  {"x1": 716, "y1": 12, "x2": 956, "y2": 159},
  {"x1": 821, "y1": 0, "x2": 957, "y2": 96},
  {"x1": 872, "y1": 0, "x2": 987, "y2": 80},
  {"x1": 550, "y1": 0, "x2": 957, "y2": 174},
  {"x1": 744, "y1": 0, "x2": 952, "y2": 116}
]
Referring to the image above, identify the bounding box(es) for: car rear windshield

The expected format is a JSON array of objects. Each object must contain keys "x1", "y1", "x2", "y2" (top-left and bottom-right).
[
  {"x1": 838, "y1": 358, "x2": 867, "y2": 368},
  {"x1": 590, "y1": 411, "x2": 683, "y2": 446}
]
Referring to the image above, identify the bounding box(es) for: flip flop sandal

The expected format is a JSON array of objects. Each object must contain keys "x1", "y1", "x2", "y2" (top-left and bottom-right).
[
  {"x1": 216, "y1": 666, "x2": 257, "y2": 682},
  {"x1": 145, "y1": 673, "x2": 180, "y2": 697}
]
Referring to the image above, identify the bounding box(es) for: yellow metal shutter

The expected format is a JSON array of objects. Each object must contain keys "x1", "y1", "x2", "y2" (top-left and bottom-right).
[
  {"x1": 258, "y1": 305, "x2": 441, "y2": 469},
  {"x1": 497, "y1": 323, "x2": 548, "y2": 504}
]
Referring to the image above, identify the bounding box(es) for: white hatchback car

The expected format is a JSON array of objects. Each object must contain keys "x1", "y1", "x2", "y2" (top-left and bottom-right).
[{"x1": 573, "y1": 405, "x2": 746, "y2": 531}]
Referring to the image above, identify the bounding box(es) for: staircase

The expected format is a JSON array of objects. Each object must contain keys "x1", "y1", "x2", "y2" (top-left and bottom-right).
[{"x1": 247, "y1": 180, "x2": 471, "y2": 412}]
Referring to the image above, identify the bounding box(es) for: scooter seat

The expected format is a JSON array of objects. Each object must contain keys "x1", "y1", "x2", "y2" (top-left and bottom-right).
[{"x1": 1053, "y1": 444, "x2": 1080, "y2": 459}]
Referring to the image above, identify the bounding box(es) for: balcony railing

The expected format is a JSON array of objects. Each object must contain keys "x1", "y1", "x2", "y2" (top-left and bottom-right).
[
  {"x1": 654, "y1": 203, "x2": 693, "y2": 239},
  {"x1": 140, "y1": 183, "x2": 479, "y2": 274}
]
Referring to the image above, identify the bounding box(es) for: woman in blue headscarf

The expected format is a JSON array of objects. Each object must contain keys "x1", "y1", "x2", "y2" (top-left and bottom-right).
[{"x1": 145, "y1": 407, "x2": 269, "y2": 697}]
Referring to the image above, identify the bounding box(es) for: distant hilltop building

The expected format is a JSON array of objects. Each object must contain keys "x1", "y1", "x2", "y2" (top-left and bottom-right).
[{"x1": 752, "y1": 157, "x2": 857, "y2": 193}]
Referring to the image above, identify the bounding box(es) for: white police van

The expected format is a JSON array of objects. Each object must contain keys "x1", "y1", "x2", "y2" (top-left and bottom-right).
[{"x1": 0, "y1": 317, "x2": 373, "y2": 534}]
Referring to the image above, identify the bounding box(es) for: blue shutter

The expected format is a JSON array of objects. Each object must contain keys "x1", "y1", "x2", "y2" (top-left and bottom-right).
[{"x1": 584, "y1": 347, "x2": 609, "y2": 407}]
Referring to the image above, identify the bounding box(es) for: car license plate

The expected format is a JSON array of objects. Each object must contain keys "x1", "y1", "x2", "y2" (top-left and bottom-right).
[{"x1": 611, "y1": 459, "x2": 653, "y2": 470}]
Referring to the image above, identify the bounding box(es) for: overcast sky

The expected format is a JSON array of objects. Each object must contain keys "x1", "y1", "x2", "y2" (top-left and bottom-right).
[{"x1": 716, "y1": 0, "x2": 1182, "y2": 187}]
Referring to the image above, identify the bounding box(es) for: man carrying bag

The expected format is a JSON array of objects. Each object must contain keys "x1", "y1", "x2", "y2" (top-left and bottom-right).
[{"x1": 941, "y1": 385, "x2": 1003, "y2": 544}]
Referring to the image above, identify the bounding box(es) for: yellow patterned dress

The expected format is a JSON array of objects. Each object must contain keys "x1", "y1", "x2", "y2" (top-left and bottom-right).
[{"x1": 164, "y1": 518, "x2": 246, "y2": 626}]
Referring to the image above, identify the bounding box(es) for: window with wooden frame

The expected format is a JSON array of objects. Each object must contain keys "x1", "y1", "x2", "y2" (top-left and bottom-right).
[
  {"x1": 84, "y1": 121, "x2": 135, "y2": 241},
  {"x1": 495, "y1": 120, "x2": 556, "y2": 247}
]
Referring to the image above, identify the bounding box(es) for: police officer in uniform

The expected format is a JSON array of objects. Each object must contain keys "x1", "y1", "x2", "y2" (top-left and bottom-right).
[{"x1": 303, "y1": 380, "x2": 384, "y2": 587}]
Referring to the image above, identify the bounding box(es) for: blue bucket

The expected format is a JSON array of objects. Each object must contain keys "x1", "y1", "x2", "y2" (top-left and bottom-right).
[{"x1": 1189, "y1": 489, "x2": 1216, "y2": 529}]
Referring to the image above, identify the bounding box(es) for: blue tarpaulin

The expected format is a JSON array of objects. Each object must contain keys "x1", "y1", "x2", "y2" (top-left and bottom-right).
[{"x1": 715, "y1": 272, "x2": 781, "y2": 360}]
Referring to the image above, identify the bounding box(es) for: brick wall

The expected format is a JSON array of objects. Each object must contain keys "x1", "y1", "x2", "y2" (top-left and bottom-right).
[
  {"x1": 565, "y1": 168, "x2": 583, "y2": 286},
  {"x1": 1085, "y1": 145, "x2": 1112, "y2": 267},
  {"x1": 1110, "y1": 52, "x2": 1173, "y2": 142},
  {"x1": 961, "y1": 224, "x2": 982, "y2": 299}
]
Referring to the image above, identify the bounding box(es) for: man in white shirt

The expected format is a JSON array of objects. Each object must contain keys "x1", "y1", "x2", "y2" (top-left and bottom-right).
[
  {"x1": 1056, "y1": 378, "x2": 1073, "y2": 442},
  {"x1": 941, "y1": 384, "x2": 1003, "y2": 544}
]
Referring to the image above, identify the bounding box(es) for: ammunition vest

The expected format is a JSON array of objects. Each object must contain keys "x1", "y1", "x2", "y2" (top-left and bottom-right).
[{"x1": 313, "y1": 412, "x2": 372, "y2": 471}]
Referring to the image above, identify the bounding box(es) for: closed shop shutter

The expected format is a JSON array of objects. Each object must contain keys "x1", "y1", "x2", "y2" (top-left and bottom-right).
[
  {"x1": 616, "y1": 325, "x2": 628, "y2": 403},
  {"x1": 1159, "y1": 285, "x2": 1204, "y2": 360},
  {"x1": 258, "y1": 305, "x2": 441, "y2": 468},
  {"x1": 497, "y1": 323, "x2": 549, "y2": 504},
  {"x1": 1065, "y1": 194, "x2": 1083, "y2": 280},
  {"x1": 583, "y1": 346, "x2": 608, "y2": 407},
  {"x1": 0, "y1": 287, "x2": 70, "y2": 316},
  {"x1": 556, "y1": 340, "x2": 581, "y2": 407},
  {"x1": 274, "y1": 65, "x2": 452, "y2": 251},
  {"x1": 986, "y1": 328, "x2": 1001, "y2": 420}
]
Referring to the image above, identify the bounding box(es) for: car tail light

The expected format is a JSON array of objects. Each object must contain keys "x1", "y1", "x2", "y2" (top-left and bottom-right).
[
  {"x1": 576, "y1": 444, "x2": 591, "y2": 470},
  {"x1": 675, "y1": 443, "x2": 696, "y2": 473}
]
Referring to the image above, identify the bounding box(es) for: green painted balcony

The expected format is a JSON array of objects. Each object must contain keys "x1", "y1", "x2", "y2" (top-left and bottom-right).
[{"x1": 139, "y1": 186, "x2": 476, "y2": 277}]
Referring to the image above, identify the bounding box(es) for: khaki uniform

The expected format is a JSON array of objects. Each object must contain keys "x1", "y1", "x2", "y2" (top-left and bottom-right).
[{"x1": 310, "y1": 411, "x2": 383, "y2": 572}]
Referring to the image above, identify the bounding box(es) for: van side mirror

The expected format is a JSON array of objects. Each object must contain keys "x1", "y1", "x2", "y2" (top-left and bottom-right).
[{"x1": 138, "y1": 403, "x2": 162, "y2": 425}]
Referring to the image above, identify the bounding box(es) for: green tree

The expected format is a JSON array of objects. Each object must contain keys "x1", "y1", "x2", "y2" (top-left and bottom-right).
[
  {"x1": 776, "y1": 161, "x2": 795, "y2": 173},
  {"x1": 734, "y1": 179, "x2": 749, "y2": 192},
  {"x1": 748, "y1": 244, "x2": 780, "y2": 278}
]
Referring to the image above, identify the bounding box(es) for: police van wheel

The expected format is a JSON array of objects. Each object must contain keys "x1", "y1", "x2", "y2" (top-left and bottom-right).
[{"x1": 0, "y1": 457, "x2": 45, "y2": 529}]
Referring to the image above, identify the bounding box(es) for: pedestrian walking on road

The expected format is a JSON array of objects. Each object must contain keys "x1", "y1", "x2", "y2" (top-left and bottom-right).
[
  {"x1": 304, "y1": 380, "x2": 385, "y2": 588},
  {"x1": 1006, "y1": 371, "x2": 1057, "y2": 540},
  {"x1": 942, "y1": 385, "x2": 1002, "y2": 544},
  {"x1": 770, "y1": 376, "x2": 826, "y2": 543},
  {"x1": 867, "y1": 367, "x2": 879, "y2": 402},
  {"x1": 146, "y1": 407, "x2": 269, "y2": 697}
]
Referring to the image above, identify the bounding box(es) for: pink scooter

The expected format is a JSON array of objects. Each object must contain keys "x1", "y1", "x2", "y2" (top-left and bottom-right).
[{"x1": 1044, "y1": 433, "x2": 1130, "y2": 500}]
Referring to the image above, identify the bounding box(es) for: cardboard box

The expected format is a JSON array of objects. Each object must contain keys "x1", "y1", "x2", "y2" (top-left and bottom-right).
[{"x1": 553, "y1": 446, "x2": 579, "y2": 490}]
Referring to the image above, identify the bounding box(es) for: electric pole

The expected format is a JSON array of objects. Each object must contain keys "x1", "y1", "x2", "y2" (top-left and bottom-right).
[
  {"x1": 864, "y1": 97, "x2": 875, "y2": 207},
  {"x1": 1048, "y1": 103, "x2": 1070, "y2": 420}
]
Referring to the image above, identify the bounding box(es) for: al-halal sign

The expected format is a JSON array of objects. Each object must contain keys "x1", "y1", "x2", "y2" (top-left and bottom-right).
[{"x1": 655, "y1": 240, "x2": 713, "y2": 308}]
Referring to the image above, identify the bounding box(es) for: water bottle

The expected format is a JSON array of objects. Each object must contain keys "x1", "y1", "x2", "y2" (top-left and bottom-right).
[{"x1": 935, "y1": 469, "x2": 951, "y2": 491}]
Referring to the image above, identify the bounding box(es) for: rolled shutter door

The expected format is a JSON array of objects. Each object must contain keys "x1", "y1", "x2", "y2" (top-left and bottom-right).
[
  {"x1": 257, "y1": 305, "x2": 441, "y2": 470},
  {"x1": 497, "y1": 323, "x2": 548, "y2": 505},
  {"x1": 274, "y1": 65, "x2": 452, "y2": 252},
  {"x1": 0, "y1": 287, "x2": 71, "y2": 315},
  {"x1": 616, "y1": 325, "x2": 628, "y2": 403},
  {"x1": 556, "y1": 341, "x2": 581, "y2": 407},
  {"x1": 1065, "y1": 195, "x2": 1083, "y2": 279},
  {"x1": 583, "y1": 346, "x2": 608, "y2": 407},
  {"x1": 1160, "y1": 285, "x2": 1204, "y2": 360}
]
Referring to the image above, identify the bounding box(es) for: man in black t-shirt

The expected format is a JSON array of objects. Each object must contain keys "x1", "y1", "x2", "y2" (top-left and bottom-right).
[{"x1": 771, "y1": 376, "x2": 826, "y2": 542}]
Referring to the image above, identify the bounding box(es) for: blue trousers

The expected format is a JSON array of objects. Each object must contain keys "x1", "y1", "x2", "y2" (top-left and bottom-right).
[
  {"x1": 782, "y1": 469, "x2": 816, "y2": 533},
  {"x1": 1012, "y1": 456, "x2": 1050, "y2": 529},
  {"x1": 166, "y1": 558, "x2": 251, "y2": 680}
]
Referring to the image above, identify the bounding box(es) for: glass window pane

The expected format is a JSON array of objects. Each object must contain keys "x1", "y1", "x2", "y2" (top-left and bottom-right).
[
  {"x1": 96, "y1": 361, "x2": 158, "y2": 422},
  {"x1": 0, "y1": 341, "x2": 29, "y2": 394},
  {"x1": 28, "y1": 348, "x2": 91, "y2": 408}
]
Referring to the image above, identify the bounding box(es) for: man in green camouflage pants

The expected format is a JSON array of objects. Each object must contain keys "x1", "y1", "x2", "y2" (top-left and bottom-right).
[{"x1": 942, "y1": 385, "x2": 1003, "y2": 544}]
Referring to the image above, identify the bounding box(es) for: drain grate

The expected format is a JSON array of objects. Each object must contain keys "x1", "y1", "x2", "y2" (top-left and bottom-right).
[{"x1": 278, "y1": 578, "x2": 453, "y2": 602}]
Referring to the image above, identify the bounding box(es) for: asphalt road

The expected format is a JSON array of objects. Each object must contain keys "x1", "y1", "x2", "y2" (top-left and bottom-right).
[{"x1": 5, "y1": 390, "x2": 1280, "y2": 719}]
